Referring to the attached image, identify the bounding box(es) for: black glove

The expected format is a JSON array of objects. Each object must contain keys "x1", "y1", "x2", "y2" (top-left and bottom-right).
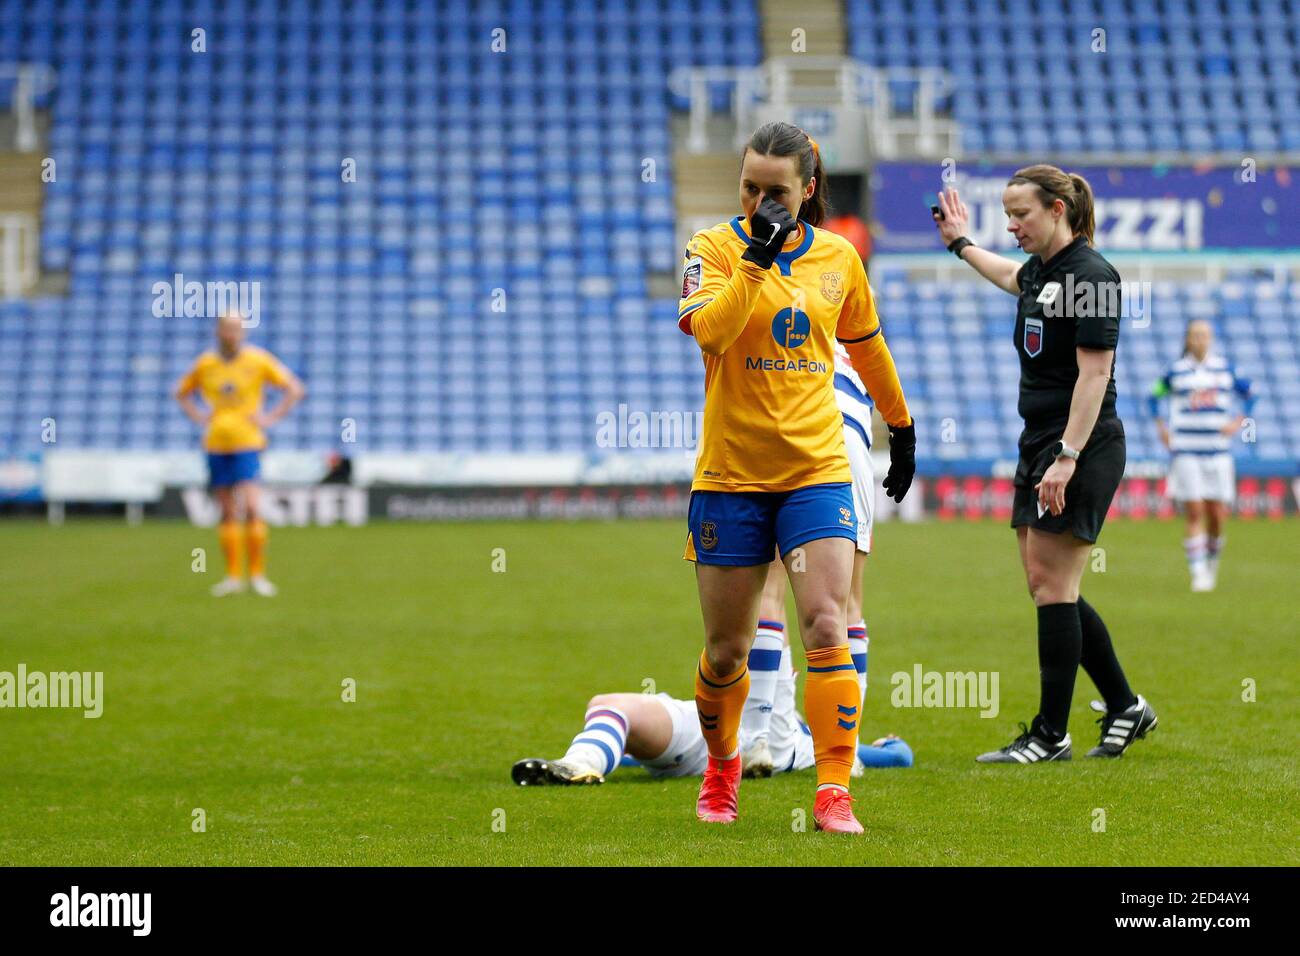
[
  {"x1": 740, "y1": 196, "x2": 797, "y2": 270},
  {"x1": 883, "y1": 420, "x2": 916, "y2": 503}
]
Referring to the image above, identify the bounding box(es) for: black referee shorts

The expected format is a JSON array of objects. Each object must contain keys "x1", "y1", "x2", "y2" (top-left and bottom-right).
[{"x1": 1011, "y1": 417, "x2": 1126, "y2": 543}]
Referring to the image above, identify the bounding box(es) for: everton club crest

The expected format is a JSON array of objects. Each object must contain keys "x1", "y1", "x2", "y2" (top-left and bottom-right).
[
  {"x1": 820, "y1": 271, "x2": 843, "y2": 305},
  {"x1": 700, "y1": 521, "x2": 718, "y2": 550}
]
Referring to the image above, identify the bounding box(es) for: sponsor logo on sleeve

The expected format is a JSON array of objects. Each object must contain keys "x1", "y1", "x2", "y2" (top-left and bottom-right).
[{"x1": 681, "y1": 256, "x2": 703, "y2": 299}]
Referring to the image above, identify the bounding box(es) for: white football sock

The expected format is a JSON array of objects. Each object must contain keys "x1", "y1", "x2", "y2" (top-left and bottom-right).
[
  {"x1": 562, "y1": 705, "x2": 629, "y2": 776},
  {"x1": 739, "y1": 618, "x2": 784, "y2": 745},
  {"x1": 766, "y1": 647, "x2": 799, "y2": 767},
  {"x1": 847, "y1": 620, "x2": 868, "y2": 710},
  {"x1": 1184, "y1": 533, "x2": 1208, "y2": 575}
]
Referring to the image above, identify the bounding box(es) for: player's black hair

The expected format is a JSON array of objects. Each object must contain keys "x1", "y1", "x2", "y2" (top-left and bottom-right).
[{"x1": 742, "y1": 121, "x2": 830, "y2": 226}]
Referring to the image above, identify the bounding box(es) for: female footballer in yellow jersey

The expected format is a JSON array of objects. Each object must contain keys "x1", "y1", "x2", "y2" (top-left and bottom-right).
[
  {"x1": 677, "y1": 121, "x2": 916, "y2": 832},
  {"x1": 175, "y1": 312, "x2": 305, "y2": 597}
]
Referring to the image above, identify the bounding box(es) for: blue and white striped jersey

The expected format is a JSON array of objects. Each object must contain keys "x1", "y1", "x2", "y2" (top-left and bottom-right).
[
  {"x1": 834, "y1": 343, "x2": 874, "y2": 450},
  {"x1": 1149, "y1": 352, "x2": 1255, "y2": 454}
]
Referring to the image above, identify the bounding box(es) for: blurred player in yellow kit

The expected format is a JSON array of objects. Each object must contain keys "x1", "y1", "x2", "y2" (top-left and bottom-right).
[{"x1": 175, "y1": 311, "x2": 305, "y2": 597}]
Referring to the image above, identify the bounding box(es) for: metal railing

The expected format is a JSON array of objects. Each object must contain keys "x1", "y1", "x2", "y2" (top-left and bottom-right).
[
  {"x1": 668, "y1": 56, "x2": 960, "y2": 159},
  {"x1": 0, "y1": 63, "x2": 56, "y2": 151},
  {"x1": 0, "y1": 212, "x2": 38, "y2": 297},
  {"x1": 666, "y1": 65, "x2": 765, "y2": 153}
]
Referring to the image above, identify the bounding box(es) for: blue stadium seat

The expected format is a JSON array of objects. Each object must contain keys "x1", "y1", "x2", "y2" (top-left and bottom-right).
[{"x1": 2, "y1": 0, "x2": 1298, "y2": 466}]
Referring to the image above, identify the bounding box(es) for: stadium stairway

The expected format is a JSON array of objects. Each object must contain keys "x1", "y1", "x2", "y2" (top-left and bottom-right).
[
  {"x1": 674, "y1": 0, "x2": 847, "y2": 247},
  {"x1": 673, "y1": 151, "x2": 741, "y2": 255},
  {"x1": 760, "y1": 0, "x2": 845, "y2": 57}
]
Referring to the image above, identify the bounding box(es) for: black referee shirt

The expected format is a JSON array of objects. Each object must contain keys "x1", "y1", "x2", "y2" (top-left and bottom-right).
[{"x1": 1013, "y1": 235, "x2": 1121, "y2": 435}]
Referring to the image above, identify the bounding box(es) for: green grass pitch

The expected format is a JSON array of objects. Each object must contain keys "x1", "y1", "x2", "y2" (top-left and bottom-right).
[{"x1": 1, "y1": 516, "x2": 1296, "y2": 866}]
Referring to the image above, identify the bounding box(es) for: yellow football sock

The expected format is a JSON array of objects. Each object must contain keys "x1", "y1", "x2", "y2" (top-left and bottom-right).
[
  {"x1": 694, "y1": 652, "x2": 749, "y2": 760},
  {"x1": 246, "y1": 520, "x2": 268, "y2": 577},
  {"x1": 218, "y1": 521, "x2": 243, "y2": 578},
  {"x1": 804, "y1": 645, "x2": 860, "y2": 790}
]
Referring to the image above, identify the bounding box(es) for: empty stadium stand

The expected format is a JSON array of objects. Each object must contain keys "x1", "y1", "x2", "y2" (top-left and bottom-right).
[
  {"x1": 0, "y1": 0, "x2": 758, "y2": 454},
  {"x1": 0, "y1": 0, "x2": 1296, "y2": 471},
  {"x1": 847, "y1": 0, "x2": 1300, "y2": 156},
  {"x1": 870, "y1": 270, "x2": 1300, "y2": 466}
]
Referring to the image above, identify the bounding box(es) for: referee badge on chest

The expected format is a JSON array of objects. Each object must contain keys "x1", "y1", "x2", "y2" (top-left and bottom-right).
[{"x1": 1024, "y1": 317, "x2": 1044, "y2": 357}]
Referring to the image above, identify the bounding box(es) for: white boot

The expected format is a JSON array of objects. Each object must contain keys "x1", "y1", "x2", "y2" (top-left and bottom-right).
[
  {"x1": 249, "y1": 575, "x2": 278, "y2": 597},
  {"x1": 741, "y1": 737, "x2": 774, "y2": 778},
  {"x1": 211, "y1": 577, "x2": 245, "y2": 597}
]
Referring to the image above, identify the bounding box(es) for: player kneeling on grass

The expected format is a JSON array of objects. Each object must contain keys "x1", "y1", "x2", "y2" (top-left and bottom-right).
[{"x1": 511, "y1": 646, "x2": 911, "y2": 786}]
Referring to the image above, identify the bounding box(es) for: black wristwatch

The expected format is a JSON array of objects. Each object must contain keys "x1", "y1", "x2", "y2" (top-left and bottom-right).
[
  {"x1": 947, "y1": 236, "x2": 975, "y2": 258},
  {"x1": 1050, "y1": 440, "x2": 1081, "y2": 461}
]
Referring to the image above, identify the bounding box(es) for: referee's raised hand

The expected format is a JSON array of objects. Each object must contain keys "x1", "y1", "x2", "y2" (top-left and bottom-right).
[{"x1": 933, "y1": 188, "x2": 970, "y2": 245}]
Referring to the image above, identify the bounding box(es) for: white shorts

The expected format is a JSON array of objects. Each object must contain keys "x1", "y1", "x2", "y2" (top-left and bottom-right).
[
  {"x1": 844, "y1": 423, "x2": 874, "y2": 553},
  {"x1": 1167, "y1": 453, "x2": 1235, "y2": 503},
  {"x1": 641, "y1": 693, "x2": 710, "y2": 778},
  {"x1": 640, "y1": 693, "x2": 816, "y2": 778}
]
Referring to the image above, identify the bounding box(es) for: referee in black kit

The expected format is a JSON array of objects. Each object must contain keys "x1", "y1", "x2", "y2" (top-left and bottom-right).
[{"x1": 932, "y1": 166, "x2": 1158, "y2": 763}]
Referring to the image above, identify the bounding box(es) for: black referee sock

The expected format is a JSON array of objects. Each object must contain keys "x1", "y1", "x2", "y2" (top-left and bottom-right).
[
  {"x1": 1036, "y1": 602, "x2": 1082, "y2": 739},
  {"x1": 1078, "y1": 596, "x2": 1138, "y2": 714}
]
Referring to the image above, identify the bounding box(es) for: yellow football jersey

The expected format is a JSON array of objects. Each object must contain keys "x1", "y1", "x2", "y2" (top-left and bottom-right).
[
  {"x1": 678, "y1": 217, "x2": 907, "y2": 493},
  {"x1": 178, "y1": 346, "x2": 292, "y2": 453}
]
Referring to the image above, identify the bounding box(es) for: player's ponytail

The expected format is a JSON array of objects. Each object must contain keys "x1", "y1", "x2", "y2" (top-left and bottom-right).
[
  {"x1": 804, "y1": 141, "x2": 829, "y2": 227},
  {"x1": 1008, "y1": 164, "x2": 1096, "y2": 246},
  {"x1": 743, "y1": 121, "x2": 831, "y2": 227},
  {"x1": 1067, "y1": 173, "x2": 1096, "y2": 246}
]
